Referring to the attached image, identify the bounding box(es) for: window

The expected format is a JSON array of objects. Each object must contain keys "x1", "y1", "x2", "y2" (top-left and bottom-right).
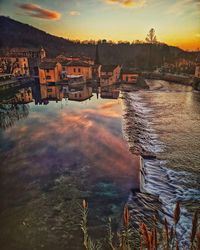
[
  {"x1": 74, "y1": 68, "x2": 76, "y2": 73},
  {"x1": 126, "y1": 76, "x2": 129, "y2": 81},
  {"x1": 78, "y1": 68, "x2": 81, "y2": 73},
  {"x1": 46, "y1": 69, "x2": 49, "y2": 73},
  {"x1": 79, "y1": 94, "x2": 82, "y2": 97}
]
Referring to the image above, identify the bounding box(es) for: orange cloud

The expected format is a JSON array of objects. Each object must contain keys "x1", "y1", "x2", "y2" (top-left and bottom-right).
[
  {"x1": 105, "y1": 0, "x2": 146, "y2": 8},
  {"x1": 18, "y1": 3, "x2": 61, "y2": 20}
]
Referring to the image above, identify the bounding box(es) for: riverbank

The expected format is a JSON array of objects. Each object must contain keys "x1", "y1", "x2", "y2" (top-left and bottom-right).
[
  {"x1": 192, "y1": 78, "x2": 200, "y2": 91},
  {"x1": 142, "y1": 72, "x2": 194, "y2": 86}
]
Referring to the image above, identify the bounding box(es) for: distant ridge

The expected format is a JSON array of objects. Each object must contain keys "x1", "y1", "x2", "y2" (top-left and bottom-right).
[
  {"x1": 0, "y1": 16, "x2": 199, "y2": 68},
  {"x1": 0, "y1": 16, "x2": 75, "y2": 55}
]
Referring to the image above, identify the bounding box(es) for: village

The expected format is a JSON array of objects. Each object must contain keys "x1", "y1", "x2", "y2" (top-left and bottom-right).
[
  {"x1": 1, "y1": 2, "x2": 200, "y2": 247},
  {"x1": 1, "y1": 45, "x2": 200, "y2": 99}
]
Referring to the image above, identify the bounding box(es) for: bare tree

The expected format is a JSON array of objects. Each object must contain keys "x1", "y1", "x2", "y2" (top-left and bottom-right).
[{"x1": 145, "y1": 28, "x2": 157, "y2": 44}]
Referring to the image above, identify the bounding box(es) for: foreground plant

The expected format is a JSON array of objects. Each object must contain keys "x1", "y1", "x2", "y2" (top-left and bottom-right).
[
  {"x1": 80, "y1": 200, "x2": 199, "y2": 250},
  {"x1": 80, "y1": 199, "x2": 101, "y2": 250}
]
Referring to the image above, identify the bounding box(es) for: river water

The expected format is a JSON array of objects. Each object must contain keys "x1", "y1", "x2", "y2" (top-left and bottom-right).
[
  {"x1": 0, "y1": 80, "x2": 200, "y2": 249},
  {"x1": 123, "y1": 79, "x2": 200, "y2": 247},
  {"x1": 0, "y1": 83, "x2": 139, "y2": 250}
]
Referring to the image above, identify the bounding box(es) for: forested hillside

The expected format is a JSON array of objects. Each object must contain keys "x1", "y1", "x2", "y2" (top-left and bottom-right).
[{"x1": 0, "y1": 16, "x2": 198, "y2": 69}]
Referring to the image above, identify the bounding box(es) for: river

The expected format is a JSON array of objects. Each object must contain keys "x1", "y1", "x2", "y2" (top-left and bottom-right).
[
  {"x1": 123, "y1": 79, "x2": 200, "y2": 247},
  {"x1": 0, "y1": 83, "x2": 139, "y2": 250},
  {"x1": 0, "y1": 80, "x2": 200, "y2": 249}
]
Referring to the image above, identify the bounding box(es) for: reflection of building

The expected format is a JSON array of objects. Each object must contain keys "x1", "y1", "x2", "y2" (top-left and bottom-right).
[
  {"x1": 195, "y1": 55, "x2": 200, "y2": 78},
  {"x1": 100, "y1": 86, "x2": 120, "y2": 99},
  {"x1": 0, "y1": 103, "x2": 29, "y2": 130},
  {"x1": 64, "y1": 61, "x2": 92, "y2": 81},
  {"x1": 121, "y1": 69, "x2": 139, "y2": 84},
  {"x1": 40, "y1": 85, "x2": 63, "y2": 102},
  {"x1": 100, "y1": 65, "x2": 121, "y2": 86},
  {"x1": 0, "y1": 57, "x2": 29, "y2": 76},
  {"x1": 68, "y1": 85, "x2": 92, "y2": 101},
  {"x1": 39, "y1": 62, "x2": 62, "y2": 84},
  {"x1": 15, "y1": 87, "x2": 33, "y2": 103},
  {"x1": 64, "y1": 75, "x2": 85, "y2": 86},
  {"x1": 0, "y1": 87, "x2": 33, "y2": 104}
]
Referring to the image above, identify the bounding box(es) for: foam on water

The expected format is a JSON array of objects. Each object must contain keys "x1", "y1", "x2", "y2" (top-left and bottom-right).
[{"x1": 123, "y1": 89, "x2": 200, "y2": 247}]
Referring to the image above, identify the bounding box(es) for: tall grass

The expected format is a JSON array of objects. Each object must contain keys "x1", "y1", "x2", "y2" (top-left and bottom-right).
[{"x1": 80, "y1": 200, "x2": 199, "y2": 250}]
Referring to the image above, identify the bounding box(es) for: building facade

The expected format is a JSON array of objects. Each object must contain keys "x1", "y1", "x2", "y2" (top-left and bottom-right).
[
  {"x1": 64, "y1": 61, "x2": 92, "y2": 81},
  {"x1": 121, "y1": 69, "x2": 139, "y2": 84},
  {"x1": 0, "y1": 57, "x2": 29, "y2": 76},
  {"x1": 39, "y1": 61, "x2": 62, "y2": 84},
  {"x1": 5, "y1": 47, "x2": 46, "y2": 76},
  {"x1": 100, "y1": 65, "x2": 121, "y2": 86}
]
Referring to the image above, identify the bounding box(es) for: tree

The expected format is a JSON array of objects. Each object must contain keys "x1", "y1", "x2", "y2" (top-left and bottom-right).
[
  {"x1": 145, "y1": 28, "x2": 157, "y2": 44},
  {"x1": 145, "y1": 28, "x2": 158, "y2": 70}
]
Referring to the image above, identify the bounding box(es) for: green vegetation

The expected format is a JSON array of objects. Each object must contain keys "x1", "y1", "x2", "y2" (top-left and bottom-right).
[{"x1": 80, "y1": 200, "x2": 200, "y2": 250}]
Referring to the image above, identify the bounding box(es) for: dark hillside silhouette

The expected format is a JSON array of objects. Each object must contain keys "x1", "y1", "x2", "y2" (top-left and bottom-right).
[{"x1": 0, "y1": 16, "x2": 199, "y2": 69}]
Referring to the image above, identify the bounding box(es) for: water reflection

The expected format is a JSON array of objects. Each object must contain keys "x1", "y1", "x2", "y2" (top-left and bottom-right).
[
  {"x1": 0, "y1": 87, "x2": 32, "y2": 129},
  {"x1": 0, "y1": 82, "x2": 139, "y2": 250},
  {"x1": 0, "y1": 83, "x2": 120, "y2": 129}
]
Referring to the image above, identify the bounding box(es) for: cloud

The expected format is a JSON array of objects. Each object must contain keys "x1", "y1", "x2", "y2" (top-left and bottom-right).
[
  {"x1": 18, "y1": 3, "x2": 61, "y2": 20},
  {"x1": 104, "y1": 0, "x2": 146, "y2": 8},
  {"x1": 68, "y1": 11, "x2": 80, "y2": 16},
  {"x1": 167, "y1": 0, "x2": 200, "y2": 16}
]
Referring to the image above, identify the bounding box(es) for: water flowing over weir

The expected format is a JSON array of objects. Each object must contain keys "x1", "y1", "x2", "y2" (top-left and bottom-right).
[{"x1": 122, "y1": 80, "x2": 200, "y2": 247}]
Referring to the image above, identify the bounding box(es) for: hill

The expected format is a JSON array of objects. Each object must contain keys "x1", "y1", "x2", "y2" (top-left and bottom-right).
[{"x1": 0, "y1": 16, "x2": 199, "y2": 69}]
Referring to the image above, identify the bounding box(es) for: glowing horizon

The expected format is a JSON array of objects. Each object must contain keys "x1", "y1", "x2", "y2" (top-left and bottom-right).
[{"x1": 1, "y1": 0, "x2": 200, "y2": 51}]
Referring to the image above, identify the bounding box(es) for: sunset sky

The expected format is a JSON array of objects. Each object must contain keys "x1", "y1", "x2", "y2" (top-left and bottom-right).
[{"x1": 0, "y1": 0, "x2": 200, "y2": 50}]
